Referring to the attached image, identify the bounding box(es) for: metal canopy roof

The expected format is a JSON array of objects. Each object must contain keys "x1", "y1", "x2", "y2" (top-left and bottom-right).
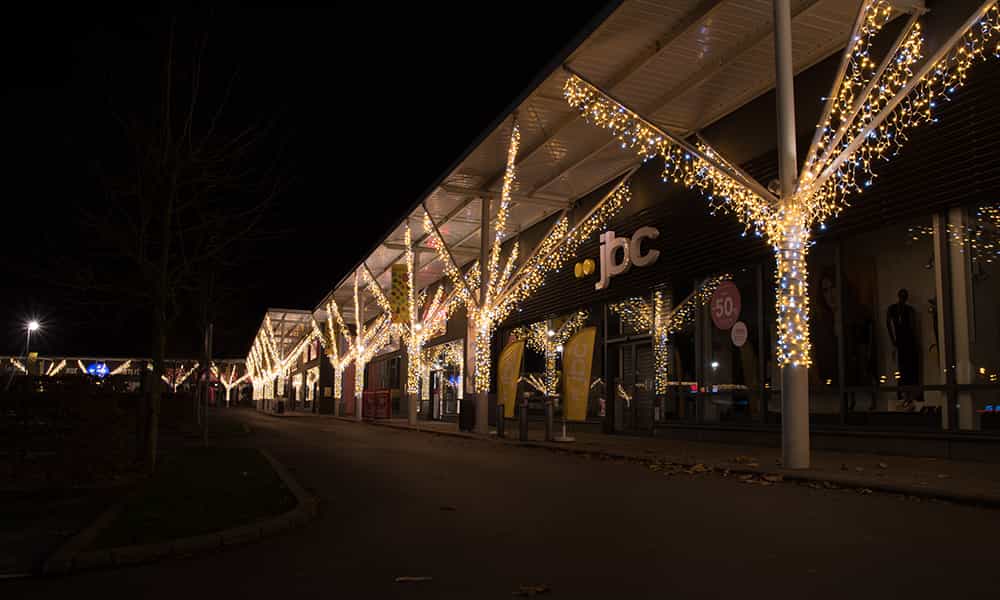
[
  {"x1": 318, "y1": 0, "x2": 887, "y2": 325},
  {"x1": 252, "y1": 308, "x2": 314, "y2": 359}
]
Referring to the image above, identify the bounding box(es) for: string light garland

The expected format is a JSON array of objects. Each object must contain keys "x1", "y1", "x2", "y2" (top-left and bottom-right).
[
  {"x1": 565, "y1": 0, "x2": 1000, "y2": 368},
  {"x1": 350, "y1": 269, "x2": 394, "y2": 400},
  {"x1": 420, "y1": 339, "x2": 464, "y2": 401},
  {"x1": 396, "y1": 225, "x2": 466, "y2": 395},
  {"x1": 909, "y1": 202, "x2": 1000, "y2": 263},
  {"x1": 47, "y1": 359, "x2": 67, "y2": 377},
  {"x1": 511, "y1": 310, "x2": 589, "y2": 396},
  {"x1": 9, "y1": 357, "x2": 27, "y2": 374},
  {"x1": 424, "y1": 119, "x2": 634, "y2": 393},
  {"x1": 109, "y1": 359, "x2": 133, "y2": 376},
  {"x1": 609, "y1": 275, "x2": 729, "y2": 393}
]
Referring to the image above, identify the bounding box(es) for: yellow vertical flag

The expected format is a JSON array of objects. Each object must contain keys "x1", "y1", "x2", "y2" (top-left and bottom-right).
[
  {"x1": 389, "y1": 263, "x2": 409, "y2": 323},
  {"x1": 562, "y1": 326, "x2": 596, "y2": 421},
  {"x1": 497, "y1": 339, "x2": 524, "y2": 419}
]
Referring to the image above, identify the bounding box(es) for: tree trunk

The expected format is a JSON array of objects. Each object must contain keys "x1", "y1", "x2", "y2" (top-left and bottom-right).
[{"x1": 146, "y1": 303, "x2": 166, "y2": 473}]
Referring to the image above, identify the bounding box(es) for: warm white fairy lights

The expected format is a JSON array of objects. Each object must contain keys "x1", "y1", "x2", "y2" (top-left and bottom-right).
[
  {"x1": 565, "y1": 0, "x2": 1000, "y2": 367},
  {"x1": 424, "y1": 121, "x2": 633, "y2": 393},
  {"x1": 909, "y1": 202, "x2": 1000, "y2": 263},
  {"x1": 212, "y1": 362, "x2": 249, "y2": 393},
  {"x1": 396, "y1": 225, "x2": 465, "y2": 395},
  {"x1": 350, "y1": 270, "x2": 394, "y2": 400},
  {"x1": 46, "y1": 359, "x2": 66, "y2": 377},
  {"x1": 246, "y1": 311, "x2": 319, "y2": 397},
  {"x1": 109, "y1": 359, "x2": 133, "y2": 376},
  {"x1": 511, "y1": 310, "x2": 589, "y2": 397},
  {"x1": 609, "y1": 275, "x2": 729, "y2": 393},
  {"x1": 420, "y1": 339, "x2": 464, "y2": 401},
  {"x1": 9, "y1": 357, "x2": 27, "y2": 374}
]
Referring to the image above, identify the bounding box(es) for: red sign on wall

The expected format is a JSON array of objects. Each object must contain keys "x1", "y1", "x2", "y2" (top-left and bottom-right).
[{"x1": 710, "y1": 281, "x2": 741, "y2": 330}]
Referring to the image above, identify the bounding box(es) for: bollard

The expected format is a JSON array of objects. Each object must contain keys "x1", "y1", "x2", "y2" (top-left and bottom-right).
[
  {"x1": 496, "y1": 404, "x2": 505, "y2": 438},
  {"x1": 519, "y1": 397, "x2": 529, "y2": 441},
  {"x1": 544, "y1": 398, "x2": 554, "y2": 442}
]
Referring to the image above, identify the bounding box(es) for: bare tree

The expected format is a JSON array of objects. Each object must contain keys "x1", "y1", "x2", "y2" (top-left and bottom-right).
[{"x1": 76, "y1": 20, "x2": 287, "y2": 471}]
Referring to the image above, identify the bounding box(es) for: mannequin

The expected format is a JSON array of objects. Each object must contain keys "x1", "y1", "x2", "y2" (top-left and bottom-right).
[{"x1": 887, "y1": 288, "x2": 919, "y2": 409}]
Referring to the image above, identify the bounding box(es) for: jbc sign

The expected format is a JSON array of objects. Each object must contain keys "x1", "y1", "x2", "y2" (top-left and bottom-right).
[{"x1": 595, "y1": 227, "x2": 660, "y2": 290}]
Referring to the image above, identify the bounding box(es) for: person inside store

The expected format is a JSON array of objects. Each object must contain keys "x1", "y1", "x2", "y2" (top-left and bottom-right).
[{"x1": 887, "y1": 288, "x2": 920, "y2": 410}]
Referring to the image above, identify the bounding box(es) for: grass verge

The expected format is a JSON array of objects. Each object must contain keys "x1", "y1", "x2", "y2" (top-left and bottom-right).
[{"x1": 92, "y1": 446, "x2": 295, "y2": 548}]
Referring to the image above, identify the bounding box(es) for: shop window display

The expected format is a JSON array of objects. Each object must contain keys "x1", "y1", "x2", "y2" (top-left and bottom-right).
[
  {"x1": 841, "y1": 217, "x2": 943, "y2": 427},
  {"x1": 699, "y1": 268, "x2": 761, "y2": 424}
]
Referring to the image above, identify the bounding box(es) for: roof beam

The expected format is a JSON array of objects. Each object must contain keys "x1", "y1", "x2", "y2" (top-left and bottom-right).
[
  {"x1": 479, "y1": 0, "x2": 727, "y2": 194},
  {"x1": 438, "y1": 184, "x2": 569, "y2": 208},
  {"x1": 533, "y1": 0, "x2": 822, "y2": 194}
]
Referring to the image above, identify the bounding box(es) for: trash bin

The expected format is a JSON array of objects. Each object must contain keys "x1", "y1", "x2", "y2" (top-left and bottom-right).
[
  {"x1": 459, "y1": 399, "x2": 475, "y2": 432},
  {"x1": 276, "y1": 400, "x2": 285, "y2": 414}
]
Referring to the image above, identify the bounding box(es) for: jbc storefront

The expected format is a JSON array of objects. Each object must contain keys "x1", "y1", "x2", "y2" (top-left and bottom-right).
[{"x1": 250, "y1": 1, "x2": 1000, "y2": 463}]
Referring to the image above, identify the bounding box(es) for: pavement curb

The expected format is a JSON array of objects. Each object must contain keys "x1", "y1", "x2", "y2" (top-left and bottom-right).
[
  {"x1": 41, "y1": 448, "x2": 317, "y2": 577},
  {"x1": 336, "y1": 416, "x2": 1000, "y2": 509}
]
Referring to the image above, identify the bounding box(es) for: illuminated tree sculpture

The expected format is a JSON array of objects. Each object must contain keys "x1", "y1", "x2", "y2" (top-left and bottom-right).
[
  {"x1": 312, "y1": 302, "x2": 353, "y2": 406},
  {"x1": 211, "y1": 362, "x2": 249, "y2": 401},
  {"x1": 511, "y1": 310, "x2": 589, "y2": 397},
  {"x1": 246, "y1": 313, "x2": 318, "y2": 403},
  {"x1": 423, "y1": 120, "x2": 635, "y2": 425},
  {"x1": 379, "y1": 226, "x2": 466, "y2": 422},
  {"x1": 349, "y1": 269, "x2": 394, "y2": 414},
  {"x1": 564, "y1": 0, "x2": 1000, "y2": 393},
  {"x1": 608, "y1": 275, "x2": 729, "y2": 394}
]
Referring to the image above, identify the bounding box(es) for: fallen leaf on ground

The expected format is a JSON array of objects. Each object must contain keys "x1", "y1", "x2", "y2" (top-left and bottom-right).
[
  {"x1": 878, "y1": 462, "x2": 888, "y2": 469},
  {"x1": 738, "y1": 474, "x2": 754, "y2": 481},
  {"x1": 858, "y1": 488, "x2": 873, "y2": 495},
  {"x1": 763, "y1": 474, "x2": 783, "y2": 483},
  {"x1": 733, "y1": 455, "x2": 755, "y2": 464},
  {"x1": 746, "y1": 462, "x2": 760, "y2": 468},
  {"x1": 395, "y1": 576, "x2": 433, "y2": 583},
  {"x1": 687, "y1": 463, "x2": 709, "y2": 474},
  {"x1": 823, "y1": 481, "x2": 839, "y2": 489}
]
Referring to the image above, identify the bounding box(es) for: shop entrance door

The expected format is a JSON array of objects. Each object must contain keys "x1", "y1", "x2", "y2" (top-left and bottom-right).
[{"x1": 613, "y1": 341, "x2": 655, "y2": 432}]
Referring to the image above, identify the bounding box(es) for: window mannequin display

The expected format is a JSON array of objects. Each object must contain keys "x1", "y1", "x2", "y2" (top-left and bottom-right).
[{"x1": 887, "y1": 288, "x2": 920, "y2": 409}]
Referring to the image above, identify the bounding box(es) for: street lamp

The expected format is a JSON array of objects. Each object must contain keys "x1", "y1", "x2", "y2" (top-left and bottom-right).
[
  {"x1": 25, "y1": 320, "x2": 41, "y2": 375},
  {"x1": 25, "y1": 320, "x2": 40, "y2": 356}
]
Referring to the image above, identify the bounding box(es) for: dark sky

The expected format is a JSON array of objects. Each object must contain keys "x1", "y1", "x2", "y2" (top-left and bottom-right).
[{"x1": 0, "y1": 2, "x2": 614, "y2": 358}]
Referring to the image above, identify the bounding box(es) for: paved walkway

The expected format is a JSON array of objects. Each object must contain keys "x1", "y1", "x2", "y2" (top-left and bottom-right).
[
  {"x1": 11, "y1": 408, "x2": 1000, "y2": 598},
  {"x1": 292, "y1": 413, "x2": 1000, "y2": 505}
]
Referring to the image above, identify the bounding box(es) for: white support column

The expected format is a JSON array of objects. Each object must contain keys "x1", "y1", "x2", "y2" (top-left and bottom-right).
[
  {"x1": 948, "y1": 207, "x2": 977, "y2": 430},
  {"x1": 476, "y1": 196, "x2": 490, "y2": 434},
  {"x1": 774, "y1": 0, "x2": 810, "y2": 469}
]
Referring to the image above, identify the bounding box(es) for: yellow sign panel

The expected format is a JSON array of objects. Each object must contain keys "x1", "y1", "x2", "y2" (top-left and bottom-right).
[
  {"x1": 562, "y1": 326, "x2": 596, "y2": 421},
  {"x1": 389, "y1": 263, "x2": 409, "y2": 324},
  {"x1": 497, "y1": 340, "x2": 525, "y2": 419}
]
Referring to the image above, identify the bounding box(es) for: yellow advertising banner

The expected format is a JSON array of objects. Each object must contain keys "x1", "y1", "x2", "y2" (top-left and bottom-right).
[
  {"x1": 389, "y1": 263, "x2": 409, "y2": 324},
  {"x1": 562, "y1": 326, "x2": 596, "y2": 421},
  {"x1": 497, "y1": 339, "x2": 525, "y2": 419}
]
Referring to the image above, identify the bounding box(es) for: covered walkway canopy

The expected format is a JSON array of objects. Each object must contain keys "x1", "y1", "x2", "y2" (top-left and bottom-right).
[{"x1": 316, "y1": 0, "x2": 886, "y2": 324}]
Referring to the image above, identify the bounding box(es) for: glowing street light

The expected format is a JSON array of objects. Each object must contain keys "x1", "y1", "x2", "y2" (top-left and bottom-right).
[{"x1": 27, "y1": 320, "x2": 40, "y2": 332}]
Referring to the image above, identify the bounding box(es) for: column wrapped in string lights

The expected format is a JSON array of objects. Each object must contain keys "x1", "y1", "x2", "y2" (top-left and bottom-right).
[
  {"x1": 395, "y1": 225, "x2": 465, "y2": 397},
  {"x1": 609, "y1": 275, "x2": 729, "y2": 393},
  {"x1": 564, "y1": 0, "x2": 1000, "y2": 370},
  {"x1": 511, "y1": 310, "x2": 589, "y2": 397},
  {"x1": 350, "y1": 270, "x2": 394, "y2": 402},
  {"x1": 423, "y1": 121, "x2": 635, "y2": 396}
]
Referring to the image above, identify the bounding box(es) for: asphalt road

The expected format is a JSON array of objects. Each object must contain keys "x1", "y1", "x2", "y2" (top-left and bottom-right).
[{"x1": 9, "y1": 408, "x2": 1000, "y2": 599}]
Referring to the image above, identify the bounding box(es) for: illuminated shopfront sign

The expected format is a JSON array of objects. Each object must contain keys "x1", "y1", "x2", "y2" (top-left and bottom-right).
[{"x1": 595, "y1": 226, "x2": 660, "y2": 290}]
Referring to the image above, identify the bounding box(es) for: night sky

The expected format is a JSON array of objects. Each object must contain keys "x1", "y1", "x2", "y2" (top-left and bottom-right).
[{"x1": 0, "y1": 2, "x2": 614, "y2": 358}]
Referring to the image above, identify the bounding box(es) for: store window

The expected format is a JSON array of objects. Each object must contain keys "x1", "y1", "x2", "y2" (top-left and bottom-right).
[
  {"x1": 699, "y1": 268, "x2": 762, "y2": 424},
  {"x1": 842, "y1": 215, "x2": 942, "y2": 426}
]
